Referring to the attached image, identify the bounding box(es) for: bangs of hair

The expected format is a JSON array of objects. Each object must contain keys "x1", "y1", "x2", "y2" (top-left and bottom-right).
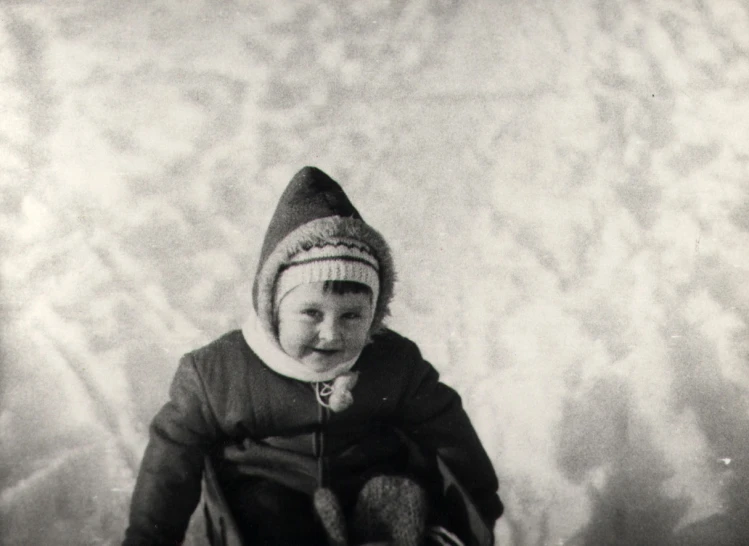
[{"x1": 322, "y1": 280, "x2": 373, "y2": 297}]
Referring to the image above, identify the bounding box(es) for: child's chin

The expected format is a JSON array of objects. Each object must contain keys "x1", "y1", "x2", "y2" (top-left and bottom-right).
[{"x1": 303, "y1": 353, "x2": 345, "y2": 371}]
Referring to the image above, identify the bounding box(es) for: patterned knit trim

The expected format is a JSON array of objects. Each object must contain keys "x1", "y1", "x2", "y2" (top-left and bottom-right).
[
  {"x1": 280, "y1": 255, "x2": 379, "y2": 271},
  {"x1": 299, "y1": 239, "x2": 375, "y2": 253},
  {"x1": 281, "y1": 243, "x2": 379, "y2": 271}
]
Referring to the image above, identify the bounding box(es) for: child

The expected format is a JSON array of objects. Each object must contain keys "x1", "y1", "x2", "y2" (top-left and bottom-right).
[{"x1": 123, "y1": 167, "x2": 503, "y2": 546}]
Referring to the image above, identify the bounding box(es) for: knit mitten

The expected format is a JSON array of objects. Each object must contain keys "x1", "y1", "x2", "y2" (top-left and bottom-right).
[
  {"x1": 314, "y1": 488, "x2": 349, "y2": 546},
  {"x1": 352, "y1": 476, "x2": 428, "y2": 546}
]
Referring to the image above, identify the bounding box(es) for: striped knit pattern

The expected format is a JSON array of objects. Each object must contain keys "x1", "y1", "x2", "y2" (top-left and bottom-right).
[{"x1": 275, "y1": 244, "x2": 380, "y2": 306}]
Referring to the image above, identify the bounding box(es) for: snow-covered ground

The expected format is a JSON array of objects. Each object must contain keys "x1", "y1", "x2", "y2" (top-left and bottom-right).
[{"x1": 2, "y1": 1, "x2": 749, "y2": 544}]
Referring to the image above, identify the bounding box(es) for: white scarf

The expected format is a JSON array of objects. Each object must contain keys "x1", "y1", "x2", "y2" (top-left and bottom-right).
[{"x1": 241, "y1": 310, "x2": 360, "y2": 383}]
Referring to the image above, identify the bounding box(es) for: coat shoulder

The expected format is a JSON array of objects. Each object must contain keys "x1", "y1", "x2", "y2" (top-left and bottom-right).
[
  {"x1": 187, "y1": 330, "x2": 250, "y2": 365},
  {"x1": 369, "y1": 328, "x2": 420, "y2": 353},
  {"x1": 190, "y1": 329, "x2": 247, "y2": 357},
  {"x1": 183, "y1": 330, "x2": 256, "y2": 389},
  {"x1": 363, "y1": 328, "x2": 429, "y2": 377}
]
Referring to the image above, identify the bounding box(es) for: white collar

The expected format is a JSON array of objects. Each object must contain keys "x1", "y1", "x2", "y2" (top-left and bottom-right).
[{"x1": 241, "y1": 311, "x2": 360, "y2": 383}]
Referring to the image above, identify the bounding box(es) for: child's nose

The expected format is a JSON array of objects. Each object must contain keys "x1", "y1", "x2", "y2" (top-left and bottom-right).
[{"x1": 318, "y1": 317, "x2": 342, "y2": 342}]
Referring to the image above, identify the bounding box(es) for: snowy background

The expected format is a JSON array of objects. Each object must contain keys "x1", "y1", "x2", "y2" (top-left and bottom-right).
[{"x1": 2, "y1": 1, "x2": 749, "y2": 545}]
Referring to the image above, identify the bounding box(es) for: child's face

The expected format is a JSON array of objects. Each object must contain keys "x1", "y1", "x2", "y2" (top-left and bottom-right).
[{"x1": 276, "y1": 282, "x2": 374, "y2": 373}]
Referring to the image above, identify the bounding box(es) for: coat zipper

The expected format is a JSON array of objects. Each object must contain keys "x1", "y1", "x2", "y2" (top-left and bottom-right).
[{"x1": 315, "y1": 389, "x2": 329, "y2": 487}]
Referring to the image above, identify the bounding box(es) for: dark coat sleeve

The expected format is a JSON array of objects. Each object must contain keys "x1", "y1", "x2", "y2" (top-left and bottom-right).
[
  {"x1": 395, "y1": 340, "x2": 503, "y2": 529},
  {"x1": 123, "y1": 354, "x2": 220, "y2": 546}
]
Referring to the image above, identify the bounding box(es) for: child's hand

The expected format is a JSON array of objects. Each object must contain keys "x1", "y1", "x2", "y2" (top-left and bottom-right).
[{"x1": 352, "y1": 476, "x2": 428, "y2": 546}]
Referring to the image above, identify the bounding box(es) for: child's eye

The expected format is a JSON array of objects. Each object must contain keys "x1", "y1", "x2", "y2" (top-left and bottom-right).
[
  {"x1": 342, "y1": 312, "x2": 362, "y2": 320},
  {"x1": 302, "y1": 309, "x2": 322, "y2": 319}
]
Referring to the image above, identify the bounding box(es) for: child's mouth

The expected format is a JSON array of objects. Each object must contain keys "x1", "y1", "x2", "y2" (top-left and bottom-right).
[{"x1": 312, "y1": 348, "x2": 340, "y2": 356}]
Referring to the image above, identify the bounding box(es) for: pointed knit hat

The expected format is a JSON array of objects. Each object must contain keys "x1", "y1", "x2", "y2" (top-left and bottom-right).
[{"x1": 252, "y1": 166, "x2": 395, "y2": 335}]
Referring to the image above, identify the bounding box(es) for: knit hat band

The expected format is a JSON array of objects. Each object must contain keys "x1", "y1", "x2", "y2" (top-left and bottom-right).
[{"x1": 275, "y1": 245, "x2": 380, "y2": 306}]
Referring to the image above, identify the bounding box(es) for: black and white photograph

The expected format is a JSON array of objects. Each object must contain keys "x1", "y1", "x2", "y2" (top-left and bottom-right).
[{"x1": 2, "y1": 1, "x2": 749, "y2": 545}]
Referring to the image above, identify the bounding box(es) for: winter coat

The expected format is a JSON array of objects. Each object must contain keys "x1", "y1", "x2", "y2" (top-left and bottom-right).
[{"x1": 123, "y1": 328, "x2": 502, "y2": 546}]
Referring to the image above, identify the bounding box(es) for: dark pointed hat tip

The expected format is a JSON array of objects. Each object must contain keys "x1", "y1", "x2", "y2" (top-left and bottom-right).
[
  {"x1": 292, "y1": 166, "x2": 338, "y2": 189},
  {"x1": 283, "y1": 166, "x2": 361, "y2": 220}
]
